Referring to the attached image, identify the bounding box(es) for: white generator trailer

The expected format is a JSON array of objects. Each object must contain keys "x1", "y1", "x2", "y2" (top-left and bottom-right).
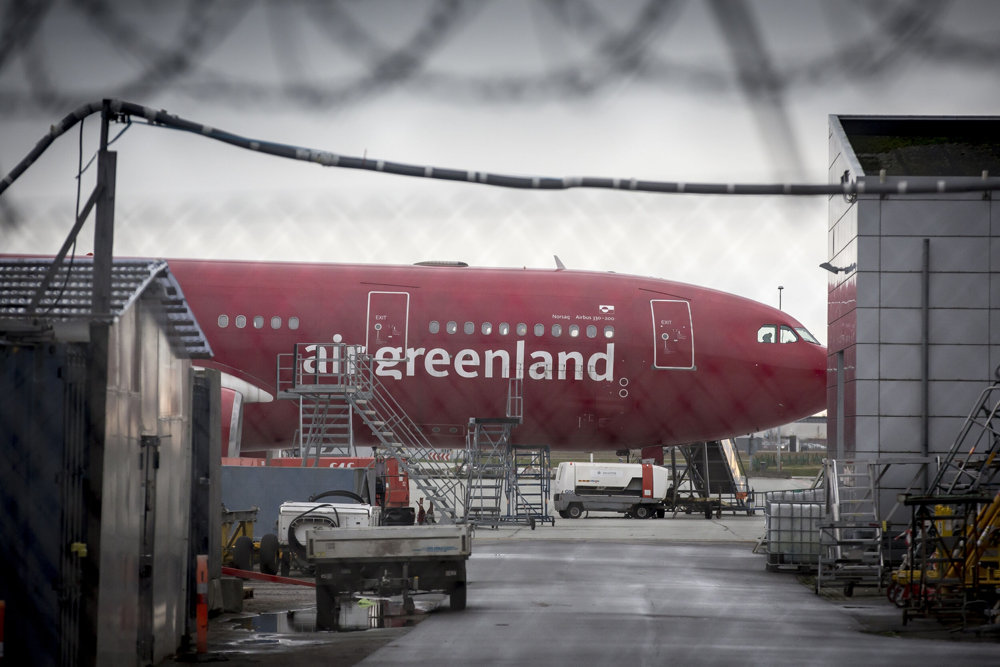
[{"x1": 552, "y1": 461, "x2": 673, "y2": 519}]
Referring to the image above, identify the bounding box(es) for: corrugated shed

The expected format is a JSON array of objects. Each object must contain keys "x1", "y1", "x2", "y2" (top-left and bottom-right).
[{"x1": 0, "y1": 256, "x2": 212, "y2": 359}]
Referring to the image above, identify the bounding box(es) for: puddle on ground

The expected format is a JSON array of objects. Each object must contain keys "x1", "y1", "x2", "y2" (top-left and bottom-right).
[{"x1": 232, "y1": 595, "x2": 444, "y2": 633}]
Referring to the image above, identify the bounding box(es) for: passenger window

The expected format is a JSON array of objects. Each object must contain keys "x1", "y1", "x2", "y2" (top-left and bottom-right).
[
  {"x1": 271, "y1": 316, "x2": 282, "y2": 329},
  {"x1": 429, "y1": 320, "x2": 440, "y2": 334},
  {"x1": 289, "y1": 316, "x2": 300, "y2": 330},
  {"x1": 780, "y1": 326, "x2": 798, "y2": 343},
  {"x1": 482, "y1": 322, "x2": 493, "y2": 335},
  {"x1": 464, "y1": 321, "x2": 475, "y2": 335},
  {"x1": 603, "y1": 325, "x2": 614, "y2": 339},
  {"x1": 517, "y1": 323, "x2": 528, "y2": 336},
  {"x1": 253, "y1": 316, "x2": 264, "y2": 329},
  {"x1": 569, "y1": 325, "x2": 580, "y2": 338},
  {"x1": 552, "y1": 324, "x2": 562, "y2": 337},
  {"x1": 447, "y1": 321, "x2": 458, "y2": 334},
  {"x1": 499, "y1": 322, "x2": 510, "y2": 335},
  {"x1": 586, "y1": 325, "x2": 597, "y2": 339},
  {"x1": 218, "y1": 314, "x2": 229, "y2": 328},
  {"x1": 235, "y1": 315, "x2": 246, "y2": 329},
  {"x1": 534, "y1": 324, "x2": 544, "y2": 337}
]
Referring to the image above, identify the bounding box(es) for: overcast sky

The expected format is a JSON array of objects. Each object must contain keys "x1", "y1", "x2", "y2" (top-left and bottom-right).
[{"x1": 3, "y1": 0, "x2": 1000, "y2": 343}]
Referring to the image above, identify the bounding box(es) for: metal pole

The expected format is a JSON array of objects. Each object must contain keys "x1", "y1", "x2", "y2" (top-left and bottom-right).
[
  {"x1": 921, "y1": 239, "x2": 930, "y2": 491},
  {"x1": 81, "y1": 99, "x2": 116, "y2": 667}
]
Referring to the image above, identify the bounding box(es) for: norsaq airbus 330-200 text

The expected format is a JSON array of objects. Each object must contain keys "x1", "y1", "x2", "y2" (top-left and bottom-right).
[{"x1": 164, "y1": 259, "x2": 827, "y2": 457}]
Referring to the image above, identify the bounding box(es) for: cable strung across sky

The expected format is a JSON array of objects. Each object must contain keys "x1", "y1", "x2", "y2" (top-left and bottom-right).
[{"x1": 3, "y1": 99, "x2": 999, "y2": 201}]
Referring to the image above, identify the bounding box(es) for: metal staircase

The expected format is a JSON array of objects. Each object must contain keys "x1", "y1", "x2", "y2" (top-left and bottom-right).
[
  {"x1": 928, "y1": 382, "x2": 1000, "y2": 496},
  {"x1": 672, "y1": 440, "x2": 753, "y2": 516},
  {"x1": 506, "y1": 446, "x2": 553, "y2": 526},
  {"x1": 297, "y1": 396, "x2": 355, "y2": 460},
  {"x1": 277, "y1": 343, "x2": 467, "y2": 523},
  {"x1": 465, "y1": 417, "x2": 514, "y2": 526},
  {"x1": 816, "y1": 459, "x2": 883, "y2": 595},
  {"x1": 888, "y1": 378, "x2": 1000, "y2": 625},
  {"x1": 463, "y1": 377, "x2": 553, "y2": 527}
]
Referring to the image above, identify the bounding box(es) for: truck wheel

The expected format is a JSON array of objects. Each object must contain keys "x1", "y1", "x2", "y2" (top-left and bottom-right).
[
  {"x1": 450, "y1": 581, "x2": 467, "y2": 611},
  {"x1": 558, "y1": 510, "x2": 569, "y2": 519},
  {"x1": 259, "y1": 533, "x2": 279, "y2": 575},
  {"x1": 633, "y1": 505, "x2": 652, "y2": 520},
  {"x1": 316, "y1": 584, "x2": 340, "y2": 630},
  {"x1": 233, "y1": 536, "x2": 253, "y2": 571},
  {"x1": 566, "y1": 504, "x2": 583, "y2": 519}
]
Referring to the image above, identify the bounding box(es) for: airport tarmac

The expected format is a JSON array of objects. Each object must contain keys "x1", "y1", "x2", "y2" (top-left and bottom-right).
[{"x1": 186, "y1": 476, "x2": 1000, "y2": 666}]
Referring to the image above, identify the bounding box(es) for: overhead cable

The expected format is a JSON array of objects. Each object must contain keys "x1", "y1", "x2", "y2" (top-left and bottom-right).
[{"x1": 2, "y1": 99, "x2": 999, "y2": 200}]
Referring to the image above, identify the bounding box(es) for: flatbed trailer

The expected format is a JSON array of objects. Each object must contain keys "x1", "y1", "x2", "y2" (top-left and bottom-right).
[{"x1": 306, "y1": 524, "x2": 472, "y2": 629}]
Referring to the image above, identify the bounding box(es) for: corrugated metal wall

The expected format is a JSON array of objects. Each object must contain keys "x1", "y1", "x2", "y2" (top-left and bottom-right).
[
  {"x1": 0, "y1": 343, "x2": 88, "y2": 667},
  {"x1": 0, "y1": 292, "x2": 200, "y2": 665}
]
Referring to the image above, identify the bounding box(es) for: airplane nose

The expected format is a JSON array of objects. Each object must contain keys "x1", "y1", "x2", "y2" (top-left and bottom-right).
[{"x1": 786, "y1": 342, "x2": 828, "y2": 418}]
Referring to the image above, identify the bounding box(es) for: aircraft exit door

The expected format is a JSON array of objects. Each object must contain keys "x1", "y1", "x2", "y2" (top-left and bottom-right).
[
  {"x1": 366, "y1": 291, "x2": 410, "y2": 352},
  {"x1": 650, "y1": 299, "x2": 694, "y2": 369}
]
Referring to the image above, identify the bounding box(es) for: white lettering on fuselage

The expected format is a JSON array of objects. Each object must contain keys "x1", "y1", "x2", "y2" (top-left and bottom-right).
[{"x1": 305, "y1": 342, "x2": 615, "y2": 382}]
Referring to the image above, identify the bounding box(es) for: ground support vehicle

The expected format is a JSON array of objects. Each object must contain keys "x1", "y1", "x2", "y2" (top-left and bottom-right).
[
  {"x1": 553, "y1": 489, "x2": 668, "y2": 519},
  {"x1": 552, "y1": 462, "x2": 673, "y2": 519},
  {"x1": 222, "y1": 507, "x2": 260, "y2": 571},
  {"x1": 306, "y1": 524, "x2": 472, "y2": 629}
]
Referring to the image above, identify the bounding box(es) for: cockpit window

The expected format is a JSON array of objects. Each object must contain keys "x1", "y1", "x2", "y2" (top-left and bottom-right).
[
  {"x1": 759, "y1": 323, "x2": 819, "y2": 344},
  {"x1": 795, "y1": 327, "x2": 821, "y2": 344},
  {"x1": 757, "y1": 325, "x2": 777, "y2": 343}
]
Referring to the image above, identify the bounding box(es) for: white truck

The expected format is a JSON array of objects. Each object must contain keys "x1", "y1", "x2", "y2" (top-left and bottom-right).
[{"x1": 552, "y1": 461, "x2": 673, "y2": 519}]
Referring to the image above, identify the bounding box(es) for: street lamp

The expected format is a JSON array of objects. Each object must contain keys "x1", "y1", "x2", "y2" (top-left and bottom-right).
[{"x1": 778, "y1": 285, "x2": 784, "y2": 311}]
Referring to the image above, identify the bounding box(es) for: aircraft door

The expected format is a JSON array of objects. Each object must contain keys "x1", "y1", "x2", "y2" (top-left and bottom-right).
[
  {"x1": 366, "y1": 291, "x2": 410, "y2": 352},
  {"x1": 650, "y1": 299, "x2": 694, "y2": 369}
]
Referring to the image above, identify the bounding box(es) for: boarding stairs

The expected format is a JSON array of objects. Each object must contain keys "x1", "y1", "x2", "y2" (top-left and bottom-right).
[
  {"x1": 816, "y1": 459, "x2": 883, "y2": 595},
  {"x1": 277, "y1": 343, "x2": 466, "y2": 523},
  {"x1": 296, "y1": 396, "x2": 356, "y2": 460},
  {"x1": 672, "y1": 440, "x2": 753, "y2": 515}
]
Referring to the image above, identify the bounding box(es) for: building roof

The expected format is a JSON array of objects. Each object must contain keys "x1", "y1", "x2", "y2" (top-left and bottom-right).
[
  {"x1": 0, "y1": 256, "x2": 212, "y2": 359},
  {"x1": 836, "y1": 115, "x2": 1000, "y2": 177}
]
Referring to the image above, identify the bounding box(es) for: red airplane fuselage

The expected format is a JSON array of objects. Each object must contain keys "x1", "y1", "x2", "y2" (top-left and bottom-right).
[{"x1": 166, "y1": 260, "x2": 827, "y2": 455}]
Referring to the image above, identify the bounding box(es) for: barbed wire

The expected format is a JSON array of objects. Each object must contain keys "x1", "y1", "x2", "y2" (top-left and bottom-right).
[{"x1": 0, "y1": 0, "x2": 996, "y2": 115}]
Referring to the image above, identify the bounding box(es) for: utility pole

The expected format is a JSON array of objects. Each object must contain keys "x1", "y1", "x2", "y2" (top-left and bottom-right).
[{"x1": 81, "y1": 99, "x2": 116, "y2": 667}]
